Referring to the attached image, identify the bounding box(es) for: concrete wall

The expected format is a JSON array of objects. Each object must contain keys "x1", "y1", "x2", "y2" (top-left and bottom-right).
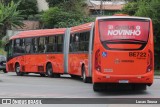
[{"x1": 37, "y1": 0, "x2": 49, "y2": 12}]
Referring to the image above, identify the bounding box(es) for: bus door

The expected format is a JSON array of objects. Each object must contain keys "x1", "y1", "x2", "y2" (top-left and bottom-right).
[{"x1": 24, "y1": 38, "x2": 37, "y2": 72}]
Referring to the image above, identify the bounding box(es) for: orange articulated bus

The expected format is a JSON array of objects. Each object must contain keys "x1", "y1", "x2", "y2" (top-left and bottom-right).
[
  {"x1": 92, "y1": 16, "x2": 154, "y2": 91},
  {"x1": 67, "y1": 23, "x2": 94, "y2": 83},
  {"x1": 5, "y1": 16, "x2": 154, "y2": 91},
  {"x1": 5, "y1": 28, "x2": 66, "y2": 77}
]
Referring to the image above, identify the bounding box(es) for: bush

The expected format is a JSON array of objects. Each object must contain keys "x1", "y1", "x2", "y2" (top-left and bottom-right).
[
  {"x1": 0, "y1": 40, "x2": 6, "y2": 48},
  {"x1": 121, "y1": 0, "x2": 160, "y2": 69},
  {"x1": 16, "y1": 0, "x2": 38, "y2": 20},
  {"x1": 41, "y1": 7, "x2": 94, "y2": 28},
  {"x1": 2, "y1": 0, "x2": 39, "y2": 20}
]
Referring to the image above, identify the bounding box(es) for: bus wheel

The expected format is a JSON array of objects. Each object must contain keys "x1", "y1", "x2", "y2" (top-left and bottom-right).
[
  {"x1": 133, "y1": 84, "x2": 147, "y2": 90},
  {"x1": 46, "y1": 64, "x2": 54, "y2": 77},
  {"x1": 15, "y1": 64, "x2": 24, "y2": 76},
  {"x1": 93, "y1": 83, "x2": 102, "y2": 92},
  {"x1": 82, "y1": 66, "x2": 91, "y2": 83},
  {"x1": 3, "y1": 69, "x2": 7, "y2": 73},
  {"x1": 54, "y1": 74, "x2": 60, "y2": 78},
  {"x1": 40, "y1": 73, "x2": 46, "y2": 77},
  {"x1": 70, "y1": 75, "x2": 80, "y2": 79}
]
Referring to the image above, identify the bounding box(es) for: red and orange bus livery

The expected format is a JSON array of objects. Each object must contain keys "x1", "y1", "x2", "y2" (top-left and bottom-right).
[
  {"x1": 5, "y1": 16, "x2": 154, "y2": 91},
  {"x1": 5, "y1": 28, "x2": 66, "y2": 77},
  {"x1": 93, "y1": 16, "x2": 154, "y2": 91}
]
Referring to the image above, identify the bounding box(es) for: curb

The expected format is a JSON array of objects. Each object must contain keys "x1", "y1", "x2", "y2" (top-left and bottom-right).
[{"x1": 154, "y1": 76, "x2": 160, "y2": 79}]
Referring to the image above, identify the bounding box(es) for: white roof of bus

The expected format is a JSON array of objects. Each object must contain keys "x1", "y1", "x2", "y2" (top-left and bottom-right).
[{"x1": 96, "y1": 16, "x2": 151, "y2": 20}]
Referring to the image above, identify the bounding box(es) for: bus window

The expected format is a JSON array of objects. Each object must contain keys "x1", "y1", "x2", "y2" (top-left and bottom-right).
[
  {"x1": 13, "y1": 39, "x2": 25, "y2": 54},
  {"x1": 21, "y1": 39, "x2": 25, "y2": 52},
  {"x1": 46, "y1": 36, "x2": 56, "y2": 53},
  {"x1": 69, "y1": 34, "x2": 74, "y2": 52},
  {"x1": 70, "y1": 33, "x2": 79, "y2": 52},
  {"x1": 33, "y1": 38, "x2": 38, "y2": 53},
  {"x1": 57, "y1": 35, "x2": 63, "y2": 52},
  {"x1": 79, "y1": 31, "x2": 90, "y2": 52},
  {"x1": 99, "y1": 19, "x2": 150, "y2": 50},
  {"x1": 38, "y1": 37, "x2": 45, "y2": 53},
  {"x1": 7, "y1": 40, "x2": 13, "y2": 58},
  {"x1": 25, "y1": 38, "x2": 32, "y2": 53},
  {"x1": 85, "y1": 32, "x2": 90, "y2": 51}
]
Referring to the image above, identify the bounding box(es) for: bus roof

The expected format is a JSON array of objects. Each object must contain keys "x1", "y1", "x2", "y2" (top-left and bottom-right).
[
  {"x1": 71, "y1": 22, "x2": 93, "y2": 33},
  {"x1": 10, "y1": 28, "x2": 66, "y2": 40},
  {"x1": 96, "y1": 16, "x2": 151, "y2": 21}
]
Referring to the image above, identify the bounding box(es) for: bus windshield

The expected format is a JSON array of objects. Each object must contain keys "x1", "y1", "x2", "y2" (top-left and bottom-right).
[{"x1": 99, "y1": 20, "x2": 150, "y2": 42}]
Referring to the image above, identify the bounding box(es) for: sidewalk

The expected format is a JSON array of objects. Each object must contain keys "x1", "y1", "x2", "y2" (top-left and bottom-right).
[{"x1": 154, "y1": 75, "x2": 160, "y2": 79}]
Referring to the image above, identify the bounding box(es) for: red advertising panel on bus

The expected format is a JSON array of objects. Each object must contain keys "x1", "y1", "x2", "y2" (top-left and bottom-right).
[{"x1": 99, "y1": 21, "x2": 149, "y2": 42}]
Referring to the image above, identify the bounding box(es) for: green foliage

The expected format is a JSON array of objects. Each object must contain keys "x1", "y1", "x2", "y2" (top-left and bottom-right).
[
  {"x1": 1, "y1": 0, "x2": 38, "y2": 20},
  {"x1": 16, "y1": 0, "x2": 38, "y2": 19},
  {"x1": 59, "y1": 0, "x2": 86, "y2": 14},
  {"x1": 121, "y1": 2, "x2": 138, "y2": 15},
  {"x1": 41, "y1": 7, "x2": 61, "y2": 28},
  {"x1": 122, "y1": 0, "x2": 160, "y2": 69},
  {"x1": 46, "y1": 0, "x2": 86, "y2": 14},
  {"x1": 0, "y1": 48, "x2": 6, "y2": 55},
  {"x1": 136, "y1": 0, "x2": 160, "y2": 69},
  {"x1": 41, "y1": 7, "x2": 94, "y2": 28},
  {"x1": 42, "y1": 0, "x2": 93, "y2": 28},
  {"x1": 0, "y1": 40, "x2": 5, "y2": 47},
  {"x1": 46, "y1": 0, "x2": 64, "y2": 7},
  {"x1": 0, "y1": 1, "x2": 24, "y2": 39}
]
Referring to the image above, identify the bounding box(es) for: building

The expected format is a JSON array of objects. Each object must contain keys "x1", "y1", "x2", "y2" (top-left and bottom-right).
[
  {"x1": 36, "y1": 0, "x2": 49, "y2": 12},
  {"x1": 87, "y1": 0, "x2": 126, "y2": 16},
  {"x1": 36, "y1": 0, "x2": 126, "y2": 15}
]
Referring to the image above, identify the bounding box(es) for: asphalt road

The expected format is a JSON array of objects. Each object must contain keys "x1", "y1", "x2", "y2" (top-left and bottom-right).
[{"x1": 0, "y1": 72, "x2": 160, "y2": 98}]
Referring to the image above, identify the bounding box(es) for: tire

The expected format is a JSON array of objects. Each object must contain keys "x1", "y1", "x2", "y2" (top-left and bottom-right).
[
  {"x1": 82, "y1": 66, "x2": 91, "y2": 83},
  {"x1": 46, "y1": 64, "x2": 54, "y2": 77},
  {"x1": 40, "y1": 73, "x2": 46, "y2": 77},
  {"x1": 54, "y1": 74, "x2": 60, "y2": 78},
  {"x1": 15, "y1": 64, "x2": 24, "y2": 76},
  {"x1": 133, "y1": 84, "x2": 147, "y2": 90},
  {"x1": 93, "y1": 83, "x2": 102, "y2": 92},
  {"x1": 3, "y1": 69, "x2": 7, "y2": 73},
  {"x1": 70, "y1": 74, "x2": 80, "y2": 79}
]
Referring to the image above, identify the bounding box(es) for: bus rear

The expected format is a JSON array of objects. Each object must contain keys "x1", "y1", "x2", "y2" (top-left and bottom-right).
[{"x1": 93, "y1": 16, "x2": 154, "y2": 91}]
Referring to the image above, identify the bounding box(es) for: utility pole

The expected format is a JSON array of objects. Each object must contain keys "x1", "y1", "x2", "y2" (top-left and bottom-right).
[{"x1": 100, "y1": 0, "x2": 103, "y2": 15}]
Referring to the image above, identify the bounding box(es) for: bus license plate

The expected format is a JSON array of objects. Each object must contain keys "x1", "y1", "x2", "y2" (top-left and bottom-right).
[{"x1": 119, "y1": 80, "x2": 129, "y2": 83}]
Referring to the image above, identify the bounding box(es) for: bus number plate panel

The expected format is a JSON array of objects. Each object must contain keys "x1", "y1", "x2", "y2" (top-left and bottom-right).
[{"x1": 118, "y1": 80, "x2": 129, "y2": 83}]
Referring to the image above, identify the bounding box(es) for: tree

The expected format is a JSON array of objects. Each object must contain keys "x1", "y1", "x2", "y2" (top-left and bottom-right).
[
  {"x1": 0, "y1": 1, "x2": 24, "y2": 39},
  {"x1": 41, "y1": 7, "x2": 94, "y2": 28},
  {"x1": 46, "y1": 0, "x2": 87, "y2": 14},
  {"x1": 135, "y1": 0, "x2": 160, "y2": 69},
  {"x1": 42, "y1": 0, "x2": 92, "y2": 28},
  {"x1": 46, "y1": 0, "x2": 64, "y2": 7},
  {"x1": 16, "y1": 0, "x2": 38, "y2": 19},
  {"x1": 121, "y1": 2, "x2": 138, "y2": 15},
  {"x1": 1, "y1": 0, "x2": 38, "y2": 20},
  {"x1": 121, "y1": 0, "x2": 160, "y2": 69}
]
